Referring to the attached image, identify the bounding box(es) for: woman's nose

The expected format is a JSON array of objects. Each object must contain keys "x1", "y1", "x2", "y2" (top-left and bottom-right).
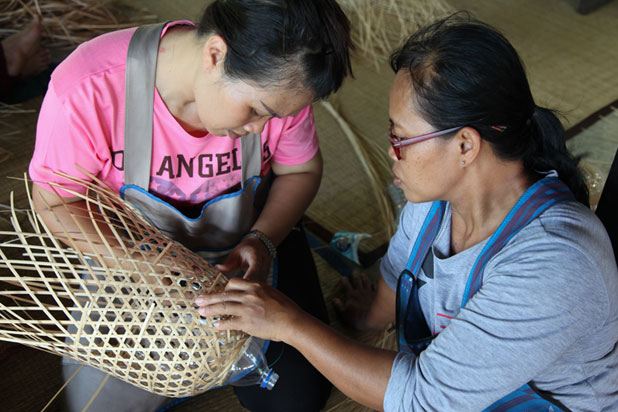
[
  {"x1": 388, "y1": 145, "x2": 398, "y2": 161},
  {"x1": 244, "y1": 117, "x2": 269, "y2": 135}
]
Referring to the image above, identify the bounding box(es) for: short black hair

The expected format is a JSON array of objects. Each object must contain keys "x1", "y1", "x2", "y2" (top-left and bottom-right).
[{"x1": 197, "y1": 0, "x2": 353, "y2": 100}]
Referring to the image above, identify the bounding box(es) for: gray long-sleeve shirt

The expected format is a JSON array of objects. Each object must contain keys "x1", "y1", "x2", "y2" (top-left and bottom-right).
[{"x1": 381, "y1": 199, "x2": 618, "y2": 412}]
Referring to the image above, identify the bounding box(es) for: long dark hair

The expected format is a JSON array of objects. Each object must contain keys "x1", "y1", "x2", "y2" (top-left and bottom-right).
[
  {"x1": 197, "y1": 0, "x2": 353, "y2": 100},
  {"x1": 390, "y1": 13, "x2": 589, "y2": 206}
]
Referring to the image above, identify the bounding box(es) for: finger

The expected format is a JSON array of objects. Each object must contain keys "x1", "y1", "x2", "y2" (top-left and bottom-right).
[
  {"x1": 195, "y1": 290, "x2": 244, "y2": 306},
  {"x1": 215, "y1": 253, "x2": 241, "y2": 273},
  {"x1": 332, "y1": 297, "x2": 343, "y2": 311},
  {"x1": 197, "y1": 300, "x2": 246, "y2": 318},
  {"x1": 339, "y1": 276, "x2": 353, "y2": 293},
  {"x1": 242, "y1": 267, "x2": 256, "y2": 281},
  {"x1": 225, "y1": 277, "x2": 262, "y2": 292},
  {"x1": 212, "y1": 316, "x2": 248, "y2": 333},
  {"x1": 357, "y1": 272, "x2": 370, "y2": 290}
]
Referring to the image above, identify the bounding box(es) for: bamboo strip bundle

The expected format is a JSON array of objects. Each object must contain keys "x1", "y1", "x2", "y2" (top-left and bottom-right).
[
  {"x1": 0, "y1": 173, "x2": 248, "y2": 397},
  {"x1": 0, "y1": 0, "x2": 157, "y2": 54},
  {"x1": 338, "y1": 0, "x2": 453, "y2": 68}
]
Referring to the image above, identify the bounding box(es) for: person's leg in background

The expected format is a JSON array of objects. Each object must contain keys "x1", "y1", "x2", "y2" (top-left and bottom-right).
[
  {"x1": 1, "y1": 15, "x2": 50, "y2": 100},
  {"x1": 233, "y1": 224, "x2": 333, "y2": 412}
]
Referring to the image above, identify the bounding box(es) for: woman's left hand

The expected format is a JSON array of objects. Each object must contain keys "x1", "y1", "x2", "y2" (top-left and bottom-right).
[
  {"x1": 195, "y1": 277, "x2": 301, "y2": 342},
  {"x1": 215, "y1": 236, "x2": 272, "y2": 282}
]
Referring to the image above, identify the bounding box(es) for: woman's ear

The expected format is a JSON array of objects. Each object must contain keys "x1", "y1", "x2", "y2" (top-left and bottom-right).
[
  {"x1": 457, "y1": 127, "x2": 482, "y2": 167},
  {"x1": 201, "y1": 34, "x2": 227, "y2": 72}
]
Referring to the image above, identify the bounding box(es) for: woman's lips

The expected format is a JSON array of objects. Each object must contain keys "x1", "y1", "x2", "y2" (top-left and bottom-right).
[
  {"x1": 392, "y1": 168, "x2": 402, "y2": 186},
  {"x1": 227, "y1": 130, "x2": 248, "y2": 139}
]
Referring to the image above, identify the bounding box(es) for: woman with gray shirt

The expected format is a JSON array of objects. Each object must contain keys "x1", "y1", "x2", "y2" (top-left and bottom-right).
[{"x1": 197, "y1": 15, "x2": 618, "y2": 411}]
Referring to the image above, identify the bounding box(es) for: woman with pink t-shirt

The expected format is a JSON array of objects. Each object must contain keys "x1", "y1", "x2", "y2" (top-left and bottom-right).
[{"x1": 29, "y1": 1, "x2": 353, "y2": 411}]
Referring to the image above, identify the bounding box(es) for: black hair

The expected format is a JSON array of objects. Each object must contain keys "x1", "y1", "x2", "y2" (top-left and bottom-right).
[
  {"x1": 390, "y1": 13, "x2": 589, "y2": 206},
  {"x1": 197, "y1": 0, "x2": 353, "y2": 100}
]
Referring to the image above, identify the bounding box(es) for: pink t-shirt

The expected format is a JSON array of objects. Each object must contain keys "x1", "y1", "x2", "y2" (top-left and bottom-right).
[{"x1": 29, "y1": 21, "x2": 319, "y2": 209}]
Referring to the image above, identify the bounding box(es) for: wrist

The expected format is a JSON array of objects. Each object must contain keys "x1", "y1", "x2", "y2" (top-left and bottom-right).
[{"x1": 243, "y1": 229, "x2": 277, "y2": 259}]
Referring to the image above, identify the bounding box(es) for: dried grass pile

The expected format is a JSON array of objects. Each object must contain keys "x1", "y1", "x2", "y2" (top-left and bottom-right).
[
  {"x1": 338, "y1": 0, "x2": 453, "y2": 68},
  {"x1": 0, "y1": 0, "x2": 156, "y2": 55},
  {"x1": 0, "y1": 172, "x2": 248, "y2": 397}
]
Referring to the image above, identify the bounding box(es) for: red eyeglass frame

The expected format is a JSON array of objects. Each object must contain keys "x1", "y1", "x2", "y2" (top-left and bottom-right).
[
  {"x1": 388, "y1": 124, "x2": 507, "y2": 160},
  {"x1": 388, "y1": 125, "x2": 463, "y2": 160}
]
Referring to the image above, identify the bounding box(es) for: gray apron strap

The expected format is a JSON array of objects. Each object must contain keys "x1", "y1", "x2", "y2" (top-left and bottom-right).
[
  {"x1": 241, "y1": 133, "x2": 262, "y2": 186},
  {"x1": 124, "y1": 22, "x2": 166, "y2": 189}
]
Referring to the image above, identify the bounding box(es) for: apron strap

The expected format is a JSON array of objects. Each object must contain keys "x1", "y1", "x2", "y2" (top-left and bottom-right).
[
  {"x1": 460, "y1": 177, "x2": 574, "y2": 307},
  {"x1": 241, "y1": 133, "x2": 263, "y2": 187},
  {"x1": 124, "y1": 23, "x2": 166, "y2": 189},
  {"x1": 404, "y1": 201, "x2": 447, "y2": 273}
]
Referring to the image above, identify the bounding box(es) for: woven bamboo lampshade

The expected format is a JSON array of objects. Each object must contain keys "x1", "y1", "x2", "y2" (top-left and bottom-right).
[{"x1": 0, "y1": 173, "x2": 248, "y2": 397}]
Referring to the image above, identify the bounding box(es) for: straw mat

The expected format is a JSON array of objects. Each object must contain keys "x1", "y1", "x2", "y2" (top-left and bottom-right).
[
  {"x1": 567, "y1": 99, "x2": 618, "y2": 188},
  {"x1": 446, "y1": 0, "x2": 618, "y2": 128}
]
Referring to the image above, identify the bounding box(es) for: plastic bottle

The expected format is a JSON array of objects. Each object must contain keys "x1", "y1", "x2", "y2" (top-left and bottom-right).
[{"x1": 226, "y1": 337, "x2": 279, "y2": 390}]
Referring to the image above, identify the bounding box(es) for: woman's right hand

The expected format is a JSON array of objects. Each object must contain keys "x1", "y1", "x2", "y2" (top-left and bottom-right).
[
  {"x1": 333, "y1": 271, "x2": 378, "y2": 331},
  {"x1": 195, "y1": 277, "x2": 303, "y2": 342}
]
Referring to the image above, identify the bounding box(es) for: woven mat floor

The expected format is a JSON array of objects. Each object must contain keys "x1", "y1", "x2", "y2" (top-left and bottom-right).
[{"x1": 567, "y1": 99, "x2": 618, "y2": 180}]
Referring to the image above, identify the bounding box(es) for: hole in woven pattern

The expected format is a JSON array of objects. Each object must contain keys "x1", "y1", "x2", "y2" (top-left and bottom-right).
[{"x1": 145, "y1": 363, "x2": 156, "y2": 372}]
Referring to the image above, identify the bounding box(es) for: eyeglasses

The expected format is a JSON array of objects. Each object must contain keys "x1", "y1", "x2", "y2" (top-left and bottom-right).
[
  {"x1": 388, "y1": 124, "x2": 507, "y2": 160},
  {"x1": 388, "y1": 124, "x2": 463, "y2": 160}
]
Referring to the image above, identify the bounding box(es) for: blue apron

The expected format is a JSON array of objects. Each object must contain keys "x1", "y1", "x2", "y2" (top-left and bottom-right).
[{"x1": 396, "y1": 177, "x2": 573, "y2": 411}]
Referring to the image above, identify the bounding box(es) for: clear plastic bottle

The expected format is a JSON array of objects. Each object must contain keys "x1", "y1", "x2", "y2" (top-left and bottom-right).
[{"x1": 225, "y1": 337, "x2": 279, "y2": 390}]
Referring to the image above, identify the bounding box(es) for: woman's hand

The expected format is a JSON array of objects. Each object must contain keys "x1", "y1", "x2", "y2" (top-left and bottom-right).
[
  {"x1": 195, "y1": 278, "x2": 302, "y2": 342},
  {"x1": 215, "y1": 236, "x2": 272, "y2": 283},
  {"x1": 333, "y1": 272, "x2": 377, "y2": 331}
]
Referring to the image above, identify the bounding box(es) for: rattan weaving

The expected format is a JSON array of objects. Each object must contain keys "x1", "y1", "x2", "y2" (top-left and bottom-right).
[{"x1": 0, "y1": 172, "x2": 248, "y2": 397}]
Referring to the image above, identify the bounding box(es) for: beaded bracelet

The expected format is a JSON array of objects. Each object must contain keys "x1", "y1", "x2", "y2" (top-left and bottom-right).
[{"x1": 243, "y1": 229, "x2": 277, "y2": 259}]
